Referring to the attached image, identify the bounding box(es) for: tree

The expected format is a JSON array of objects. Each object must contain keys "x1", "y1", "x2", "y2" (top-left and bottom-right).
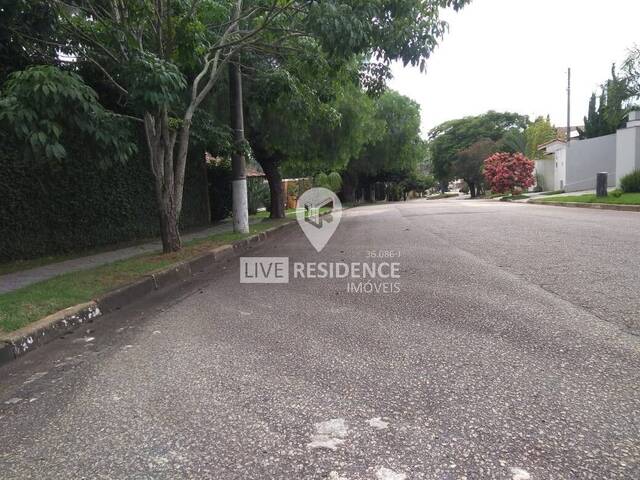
[
  {"x1": 244, "y1": 49, "x2": 382, "y2": 216},
  {"x1": 623, "y1": 46, "x2": 640, "y2": 99},
  {"x1": 483, "y1": 152, "x2": 535, "y2": 194},
  {"x1": 5, "y1": 0, "x2": 472, "y2": 238},
  {"x1": 244, "y1": 0, "x2": 471, "y2": 216},
  {"x1": 452, "y1": 139, "x2": 498, "y2": 198},
  {"x1": 345, "y1": 90, "x2": 425, "y2": 201},
  {"x1": 429, "y1": 111, "x2": 528, "y2": 189},
  {"x1": 525, "y1": 116, "x2": 556, "y2": 159},
  {"x1": 0, "y1": 1, "x2": 59, "y2": 83},
  {"x1": 579, "y1": 64, "x2": 631, "y2": 139},
  {"x1": 0, "y1": 66, "x2": 136, "y2": 165},
  {"x1": 11, "y1": 0, "x2": 298, "y2": 252}
]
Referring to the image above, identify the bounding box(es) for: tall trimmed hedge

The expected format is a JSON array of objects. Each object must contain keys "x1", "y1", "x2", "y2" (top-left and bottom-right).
[{"x1": 0, "y1": 133, "x2": 210, "y2": 262}]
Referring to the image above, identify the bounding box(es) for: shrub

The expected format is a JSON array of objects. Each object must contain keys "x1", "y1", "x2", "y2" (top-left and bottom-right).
[
  {"x1": 610, "y1": 188, "x2": 623, "y2": 198},
  {"x1": 247, "y1": 178, "x2": 269, "y2": 215},
  {"x1": 327, "y1": 172, "x2": 343, "y2": 192},
  {"x1": 207, "y1": 158, "x2": 233, "y2": 221},
  {"x1": 620, "y1": 169, "x2": 640, "y2": 193},
  {"x1": 314, "y1": 172, "x2": 329, "y2": 189},
  {"x1": 483, "y1": 152, "x2": 535, "y2": 194},
  {"x1": 0, "y1": 130, "x2": 209, "y2": 262},
  {"x1": 534, "y1": 173, "x2": 545, "y2": 192}
]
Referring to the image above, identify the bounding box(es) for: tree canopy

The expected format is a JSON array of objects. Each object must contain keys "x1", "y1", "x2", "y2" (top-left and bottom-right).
[
  {"x1": 579, "y1": 64, "x2": 633, "y2": 139},
  {"x1": 1, "y1": 0, "x2": 472, "y2": 246},
  {"x1": 428, "y1": 111, "x2": 528, "y2": 186},
  {"x1": 452, "y1": 139, "x2": 498, "y2": 197}
]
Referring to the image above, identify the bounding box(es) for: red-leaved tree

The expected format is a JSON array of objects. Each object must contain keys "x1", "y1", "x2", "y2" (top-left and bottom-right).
[{"x1": 483, "y1": 152, "x2": 535, "y2": 194}]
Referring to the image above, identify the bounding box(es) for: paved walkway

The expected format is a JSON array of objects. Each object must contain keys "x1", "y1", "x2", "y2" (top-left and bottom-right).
[{"x1": 0, "y1": 219, "x2": 263, "y2": 294}]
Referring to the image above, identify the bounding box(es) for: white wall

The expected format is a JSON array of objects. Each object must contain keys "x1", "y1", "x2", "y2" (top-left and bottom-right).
[
  {"x1": 534, "y1": 158, "x2": 555, "y2": 191},
  {"x1": 564, "y1": 134, "x2": 617, "y2": 192},
  {"x1": 554, "y1": 148, "x2": 567, "y2": 191},
  {"x1": 616, "y1": 121, "x2": 640, "y2": 186}
]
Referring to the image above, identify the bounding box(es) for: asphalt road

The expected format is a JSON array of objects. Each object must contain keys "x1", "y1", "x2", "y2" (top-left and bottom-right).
[{"x1": 1, "y1": 199, "x2": 639, "y2": 479}]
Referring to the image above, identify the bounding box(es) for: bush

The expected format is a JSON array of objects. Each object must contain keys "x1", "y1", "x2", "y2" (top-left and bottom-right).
[
  {"x1": 247, "y1": 178, "x2": 270, "y2": 215},
  {"x1": 314, "y1": 172, "x2": 329, "y2": 189},
  {"x1": 313, "y1": 171, "x2": 342, "y2": 193},
  {"x1": 620, "y1": 169, "x2": 640, "y2": 193},
  {"x1": 402, "y1": 172, "x2": 435, "y2": 194},
  {"x1": 483, "y1": 152, "x2": 535, "y2": 194},
  {"x1": 610, "y1": 188, "x2": 623, "y2": 198},
  {"x1": 386, "y1": 183, "x2": 405, "y2": 201},
  {"x1": 327, "y1": 172, "x2": 343, "y2": 192},
  {"x1": 0, "y1": 131, "x2": 210, "y2": 262},
  {"x1": 534, "y1": 173, "x2": 545, "y2": 192},
  {"x1": 207, "y1": 158, "x2": 233, "y2": 221}
]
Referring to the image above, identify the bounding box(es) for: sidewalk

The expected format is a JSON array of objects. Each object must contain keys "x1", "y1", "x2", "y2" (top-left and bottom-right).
[{"x1": 0, "y1": 218, "x2": 261, "y2": 294}]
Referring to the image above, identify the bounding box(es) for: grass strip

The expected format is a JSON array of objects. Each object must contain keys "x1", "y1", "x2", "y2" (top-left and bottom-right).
[
  {"x1": 535, "y1": 193, "x2": 640, "y2": 205},
  {"x1": 0, "y1": 219, "x2": 289, "y2": 333}
]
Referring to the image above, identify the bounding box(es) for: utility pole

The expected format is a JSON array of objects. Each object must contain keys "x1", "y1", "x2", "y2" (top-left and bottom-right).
[
  {"x1": 229, "y1": 2, "x2": 249, "y2": 234},
  {"x1": 566, "y1": 67, "x2": 571, "y2": 145}
]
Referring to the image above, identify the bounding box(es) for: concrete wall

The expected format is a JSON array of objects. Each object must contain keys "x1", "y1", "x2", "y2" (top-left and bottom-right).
[
  {"x1": 616, "y1": 121, "x2": 640, "y2": 186},
  {"x1": 564, "y1": 134, "x2": 617, "y2": 192},
  {"x1": 555, "y1": 148, "x2": 566, "y2": 191},
  {"x1": 534, "y1": 158, "x2": 555, "y2": 191}
]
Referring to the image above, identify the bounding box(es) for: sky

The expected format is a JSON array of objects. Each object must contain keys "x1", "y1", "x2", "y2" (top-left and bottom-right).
[{"x1": 388, "y1": 0, "x2": 640, "y2": 136}]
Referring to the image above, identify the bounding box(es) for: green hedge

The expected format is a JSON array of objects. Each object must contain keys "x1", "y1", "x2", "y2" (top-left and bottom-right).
[
  {"x1": 0, "y1": 133, "x2": 210, "y2": 262},
  {"x1": 620, "y1": 169, "x2": 640, "y2": 193}
]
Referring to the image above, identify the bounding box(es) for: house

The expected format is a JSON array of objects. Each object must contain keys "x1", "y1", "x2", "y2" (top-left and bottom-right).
[
  {"x1": 535, "y1": 139, "x2": 565, "y2": 191},
  {"x1": 535, "y1": 112, "x2": 640, "y2": 192}
]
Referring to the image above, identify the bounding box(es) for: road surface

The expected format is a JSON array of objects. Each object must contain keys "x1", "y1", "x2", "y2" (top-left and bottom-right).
[{"x1": 1, "y1": 199, "x2": 639, "y2": 479}]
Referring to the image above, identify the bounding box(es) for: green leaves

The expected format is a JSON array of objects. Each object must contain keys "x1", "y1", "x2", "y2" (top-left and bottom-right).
[
  {"x1": 428, "y1": 111, "x2": 529, "y2": 182},
  {"x1": 579, "y1": 64, "x2": 632, "y2": 139},
  {"x1": 339, "y1": 89, "x2": 425, "y2": 191},
  {"x1": 127, "y1": 52, "x2": 187, "y2": 111},
  {"x1": 0, "y1": 66, "x2": 136, "y2": 165},
  {"x1": 305, "y1": 0, "x2": 471, "y2": 67}
]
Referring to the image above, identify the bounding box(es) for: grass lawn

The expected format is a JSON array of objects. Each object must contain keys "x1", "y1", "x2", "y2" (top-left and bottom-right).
[
  {"x1": 0, "y1": 219, "x2": 290, "y2": 334},
  {"x1": 535, "y1": 193, "x2": 640, "y2": 205}
]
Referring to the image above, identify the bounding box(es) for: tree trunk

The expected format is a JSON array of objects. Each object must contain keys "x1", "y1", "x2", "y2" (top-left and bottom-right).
[
  {"x1": 362, "y1": 179, "x2": 373, "y2": 202},
  {"x1": 468, "y1": 181, "x2": 476, "y2": 198},
  {"x1": 159, "y1": 204, "x2": 181, "y2": 253},
  {"x1": 144, "y1": 108, "x2": 183, "y2": 253},
  {"x1": 260, "y1": 157, "x2": 285, "y2": 218}
]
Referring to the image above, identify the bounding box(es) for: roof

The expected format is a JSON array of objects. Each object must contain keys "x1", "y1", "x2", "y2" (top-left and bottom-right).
[
  {"x1": 537, "y1": 138, "x2": 565, "y2": 151},
  {"x1": 556, "y1": 126, "x2": 582, "y2": 140},
  {"x1": 246, "y1": 167, "x2": 265, "y2": 177}
]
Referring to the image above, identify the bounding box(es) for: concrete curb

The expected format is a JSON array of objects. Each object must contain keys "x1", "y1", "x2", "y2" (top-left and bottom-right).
[
  {"x1": 1, "y1": 302, "x2": 101, "y2": 362},
  {"x1": 528, "y1": 200, "x2": 640, "y2": 212},
  {"x1": 0, "y1": 220, "x2": 297, "y2": 366}
]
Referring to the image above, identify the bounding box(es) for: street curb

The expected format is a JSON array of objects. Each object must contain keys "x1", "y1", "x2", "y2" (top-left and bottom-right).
[
  {"x1": 1, "y1": 302, "x2": 101, "y2": 362},
  {"x1": 528, "y1": 200, "x2": 640, "y2": 212},
  {"x1": 0, "y1": 220, "x2": 297, "y2": 367}
]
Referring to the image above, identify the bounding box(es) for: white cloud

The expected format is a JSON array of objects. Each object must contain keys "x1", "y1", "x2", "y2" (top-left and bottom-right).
[{"x1": 389, "y1": 0, "x2": 640, "y2": 135}]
